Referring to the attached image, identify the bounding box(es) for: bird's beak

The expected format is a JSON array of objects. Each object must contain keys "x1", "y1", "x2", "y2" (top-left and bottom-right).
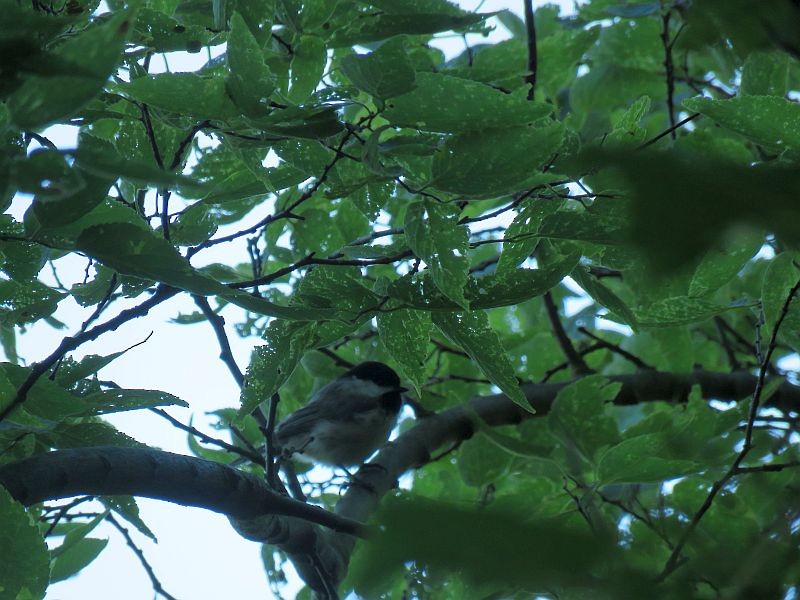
[{"x1": 397, "y1": 386, "x2": 409, "y2": 393}]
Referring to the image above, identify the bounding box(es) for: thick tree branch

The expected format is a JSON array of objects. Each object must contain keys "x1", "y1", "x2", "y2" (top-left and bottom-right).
[{"x1": 0, "y1": 446, "x2": 365, "y2": 536}]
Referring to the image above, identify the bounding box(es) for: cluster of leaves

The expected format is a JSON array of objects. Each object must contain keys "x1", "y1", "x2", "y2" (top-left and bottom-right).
[{"x1": 2, "y1": 0, "x2": 800, "y2": 597}]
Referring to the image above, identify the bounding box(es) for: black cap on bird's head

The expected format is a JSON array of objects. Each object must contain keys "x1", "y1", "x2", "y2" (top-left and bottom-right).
[{"x1": 345, "y1": 361, "x2": 404, "y2": 389}]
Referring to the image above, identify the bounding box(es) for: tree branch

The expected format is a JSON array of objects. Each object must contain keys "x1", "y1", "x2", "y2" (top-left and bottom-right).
[
  {"x1": 659, "y1": 5, "x2": 677, "y2": 138},
  {"x1": 328, "y1": 369, "x2": 800, "y2": 586},
  {"x1": 150, "y1": 407, "x2": 264, "y2": 466},
  {"x1": 192, "y1": 295, "x2": 245, "y2": 386},
  {"x1": 577, "y1": 326, "x2": 655, "y2": 371},
  {"x1": 543, "y1": 291, "x2": 592, "y2": 376},
  {"x1": 524, "y1": 0, "x2": 538, "y2": 100},
  {"x1": 106, "y1": 513, "x2": 180, "y2": 600},
  {"x1": 658, "y1": 278, "x2": 800, "y2": 581},
  {"x1": 0, "y1": 285, "x2": 179, "y2": 423},
  {"x1": 0, "y1": 446, "x2": 365, "y2": 536}
]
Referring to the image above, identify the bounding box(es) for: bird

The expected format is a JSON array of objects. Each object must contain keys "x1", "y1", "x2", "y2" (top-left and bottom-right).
[{"x1": 274, "y1": 361, "x2": 407, "y2": 467}]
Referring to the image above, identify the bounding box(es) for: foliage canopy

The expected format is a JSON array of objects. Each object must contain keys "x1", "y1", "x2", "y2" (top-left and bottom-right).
[{"x1": 1, "y1": 0, "x2": 800, "y2": 598}]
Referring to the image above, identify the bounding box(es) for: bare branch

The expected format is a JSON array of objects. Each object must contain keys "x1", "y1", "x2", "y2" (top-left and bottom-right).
[
  {"x1": 524, "y1": 0, "x2": 538, "y2": 100},
  {"x1": 0, "y1": 285, "x2": 179, "y2": 424},
  {"x1": 543, "y1": 291, "x2": 592, "y2": 376},
  {"x1": 107, "y1": 513, "x2": 180, "y2": 600},
  {"x1": 658, "y1": 278, "x2": 800, "y2": 581}
]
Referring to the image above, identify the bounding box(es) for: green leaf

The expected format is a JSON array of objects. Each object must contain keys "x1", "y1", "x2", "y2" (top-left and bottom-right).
[
  {"x1": 496, "y1": 200, "x2": 563, "y2": 274},
  {"x1": 0, "y1": 279, "x2": 64, "y2": 325},
  {"x1": 75, "y1": 222, "x2": 327, "y2": 319},
  {"x1": 571, "y1": 266, "x2": 638, "y2": 329},
  {"x1": 384, "y1": 72, "x2": 552, "y2": 132},
  {"x1": 650, "y1": 327, "x2": 693, "y2": 373},
  {"x1": 45, "y1": 422, "x2": 145, "y2": 449},
  {"x1": 387, "y1": 250, "x2": 577, "y2": 312},
  {"x1": 1, "y1": 363, "x2": 89, "y2": 421},
  {"x1": 288, "y1": 35, "x2": 326, "y2": 103},
  {"x1": 7, "y1": 10, "x2": 134, "y2": 129},
  {"x1": 169, "y1": 202, "x2": 219, "y2": 246},
  {"x1": 81, "y1": 388, "x2": 188, "y2": 415},
  {"x1": 55, "y1": 352, "x2": 126, "y2": 388},
  {"x1": 761, "y1": 253, "x2": 800, "y2": 349},
  {"x1": 70, "y1": 265, "x2": 118, "y2": 307},
  {"x1": 72, "y1": 135, "x2": 200, "y2": 188},
  {"x1": 590, "y1": 149, "x2": 800, "y2": 270},
  {"x1": 239, "y1": 321, "x2": 319, "y2": 416},
  {"x1": 75, "y1": 223, "x2": 221, "y2": 294},
  {"x1": 329, "y1": 11, "x2": 490, "y2": 47},
  {"x1": 688, "y1": 232, "x2": 764, "y2": 297},
  {"x1": 376, "y1": 308, "x2": 432, "y2": 396},
  {"x1": 432, "y1": 310, "x2": 531, "y2": 412},
  {"x1": 405, "y1": 201, "x2": 470, "y2": 308},
  {"x1": 340, "y1": 36, "x2": 417, "y2": 99},
  {"x1": 50, "y1": 538, "x2": 109, "y2": 583},
  {"x1": 0, "y1": 487, "x2": 49, "y2": 599},
  {"x1": 431, "y1": 123, "x2": 564, "y2": 198},
  {"x1": 100, "y1": 496, "x2": 156, "y2": 541},
  {"x1": 226, "y1": 12, "x2": 276, "y2": 117},
  {"x1": 683, "y1": 96, "x2": 800, "y2": 154},
  {"x1": 740, "y1": 51, "x2": 790, "y2": 97},
  {"x1": 28, "y1": 193, "x2": 141, "y2": 243},
  {"x1": 123, "y1": 73, "x2": 238, "y2": 120},
  {"x1": 51, "y1": 510, "x2": 107, "y2": 558},
  {"x1": 598, "y1": 433, "x2": 701, "y2": 484},
  {"x1": 458, "y1": 432, "x2": 513, "y2": 487},
  {"x1": 548, "y1": 375, "x2": 621, "y2": 462},
  {"x1": 536, "y1": 201, "x2": 628, "y2": 246},
  {"x1": 472, "y1": 251, "x2": 580, "y2": 309},
  {"x1": 633, "y1": 297, "x2": 732, "y2": 328},
  {"x1": 348, "y1": 496, "x2": 622, "y2": 596}
]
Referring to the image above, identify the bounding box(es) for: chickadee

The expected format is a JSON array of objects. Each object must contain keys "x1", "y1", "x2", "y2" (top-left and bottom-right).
[{"x1": 275, "y1": 361, "x2": 407, "y2": 467}]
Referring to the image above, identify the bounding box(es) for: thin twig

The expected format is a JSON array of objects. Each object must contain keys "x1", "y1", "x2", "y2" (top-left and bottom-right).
[
  {"x1": 0, "y1": 285, "x2": 178, "y2": 423},
  {"x1": 637, "y1": 112, "x2": 700, "y2": 150},
  {"x1": 139, "y1": 104, "x2": 165, "y2": 170},
  {"x1": 192, "y1": 295, "x2": 244, "y2": 386},
  {"x1": 106, "y1": 513, "x2": 180, "y2": 600},
  {"x1": 543, "y1": 292, "x2": 592, "y2": 376},
  {"x1": 713, "y1": 316, "x2": 742, "y2": 371},
  {"x1": 266, "y1": 393, "x2": 280, "y2": 487},
  {"x1": 42, "y1": 496, "x2": 94, "y2": 537},
  {"x1": 734, "y1": 460, "x2": 800, "y2": 474},
  {"x1": 577, "y1": 327, "x2": 655, "y2": 371},
  {"x1": 523, "y1": 0, "x2": 538, "y2": 100},
  {"x1": 150, "y1": 408, "x2": 264, "y2": 466},
  {"x1": 229, "y1": 251, "x2": 413, "y2": 289},
  {"x1": 188, "y1": 118, "x2": 364, "y2": 258},
  {"x1": 169, "y1": 120, "x2": 210, "y2": 171},
  {"x1": 659, "y1": 4, "x2": 677, "y2": 138},
  {"x1": 658, "y1": 278, "x2": 800, "y2": 581},
  {"x1": 77, "y1": 273, "x2": 119, "y2": 333}
]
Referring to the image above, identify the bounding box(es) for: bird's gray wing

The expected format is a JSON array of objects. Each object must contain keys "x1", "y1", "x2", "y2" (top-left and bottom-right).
[
  {"x1": 275, "y1": 379, "x2": 390, "y2": 440},
  {"x1": 274, "y1": 404, "x2": 324, "y2": 440}
]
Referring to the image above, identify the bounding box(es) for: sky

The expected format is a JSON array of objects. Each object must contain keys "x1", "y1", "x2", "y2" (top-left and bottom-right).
[{"x1": 9, "y1": 1, "x2": 579, "y2": 599}]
